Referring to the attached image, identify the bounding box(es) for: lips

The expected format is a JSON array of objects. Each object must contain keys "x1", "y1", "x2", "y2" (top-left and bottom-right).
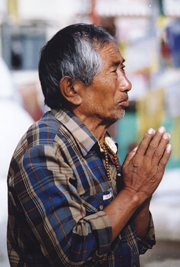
[{"x1": 119, "y1": 96, "x2": 129, "y2": 107}]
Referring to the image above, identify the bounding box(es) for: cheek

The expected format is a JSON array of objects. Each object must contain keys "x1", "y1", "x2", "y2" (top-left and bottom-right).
[{"x1": 91, "y1": 78, "x2": 117, "y2": 105}]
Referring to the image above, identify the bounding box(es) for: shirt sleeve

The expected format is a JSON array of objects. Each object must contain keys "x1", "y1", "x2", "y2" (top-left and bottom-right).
[
  {"x1": 138, "y1": 212, "x2": 156, "y2": 255},
  {"x1": 15, "y1": 144, "x2": 112, "y2": 266}
]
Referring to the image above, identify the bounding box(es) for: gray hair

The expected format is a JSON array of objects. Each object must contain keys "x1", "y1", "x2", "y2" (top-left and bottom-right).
[
  {"x1": 60, "y1": 38, "x2": 102, "y2": 86},
  {"x1": 39, "y1": 23, "x2": 115, "y2": 109}
]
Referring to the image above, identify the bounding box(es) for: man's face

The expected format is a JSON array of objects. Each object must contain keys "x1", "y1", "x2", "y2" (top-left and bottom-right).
[{"x1": 79, "y1": 42, "x2": 132, "y2": 126}]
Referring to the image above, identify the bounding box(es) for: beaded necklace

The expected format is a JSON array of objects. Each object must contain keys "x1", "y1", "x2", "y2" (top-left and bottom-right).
[{"x1": 101, "y1": 141, "x2": 121, "y2": 185}]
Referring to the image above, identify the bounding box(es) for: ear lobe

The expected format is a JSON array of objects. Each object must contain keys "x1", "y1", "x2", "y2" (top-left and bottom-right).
[{"x1": 59, "y1": 76, "x2": 82, "y2": 106}]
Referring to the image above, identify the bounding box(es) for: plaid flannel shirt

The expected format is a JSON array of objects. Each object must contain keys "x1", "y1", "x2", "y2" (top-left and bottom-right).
[{"x1": 7, "y1": 108, "x2": 155, "y2": 267}]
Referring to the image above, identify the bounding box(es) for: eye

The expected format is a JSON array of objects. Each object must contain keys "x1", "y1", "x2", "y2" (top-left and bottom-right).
[
  {"x1": 111, "y1": 69, "x2": 117, "y2": 73},
  {"x1": 121, "y1": 64, "x2": 125, "y2": 73}
]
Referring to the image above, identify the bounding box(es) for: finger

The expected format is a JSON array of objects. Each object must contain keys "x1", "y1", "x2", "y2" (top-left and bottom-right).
[
  {"x1": 158, "y1": 143, "x2": 172, "y2": 171},
  {"x1": 152, "y1": 132, "x2": 171, "y2": 165},
  {"x1": 145, "y1": 126, "x2": 166, "y2": 159},
  {"x1": 135, "y1": 128, "x2": 155, "y2": 157},
  {"x1": 122, "y1": 146, "x2": 138, "y2": 168}
]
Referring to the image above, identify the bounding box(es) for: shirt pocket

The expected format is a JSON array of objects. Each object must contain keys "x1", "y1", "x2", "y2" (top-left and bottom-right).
[{"x1": 81, "y1": 189, "x2": 113, "y2": 215}]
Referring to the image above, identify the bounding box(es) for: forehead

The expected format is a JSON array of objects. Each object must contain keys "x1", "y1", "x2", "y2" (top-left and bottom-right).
[{"x1": 98, "y1": 42, "x2": 123, "y2": 67}]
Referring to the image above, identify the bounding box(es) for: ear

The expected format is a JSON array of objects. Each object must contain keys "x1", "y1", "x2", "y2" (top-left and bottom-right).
[{"x1": 59, "y1": 76, "x2": 82, "y2": 106}]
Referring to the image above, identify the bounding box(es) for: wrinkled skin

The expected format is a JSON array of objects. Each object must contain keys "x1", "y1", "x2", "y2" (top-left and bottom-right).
[{"x1": 122, "y1": 127, "x2": 171, "y2": 201}]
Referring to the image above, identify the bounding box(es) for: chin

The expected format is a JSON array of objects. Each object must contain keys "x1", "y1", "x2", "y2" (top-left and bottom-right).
[
  {"x1": 103, "y1": 110, "x2": 125, "y2": 126},
  {"x1": 117, "y1": 110, "x2": 125, "y2": 120},
  {"x1": 120, "y1": 110, "x2": 125, "y2": 119},
  {"x1": 107, "y1": 110, "x2": 125, "y2": 125}
]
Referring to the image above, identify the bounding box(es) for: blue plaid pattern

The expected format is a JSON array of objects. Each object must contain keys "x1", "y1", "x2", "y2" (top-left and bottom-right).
[{"x1": 7, "y1": 108, "x2": 155, "y2": 267}]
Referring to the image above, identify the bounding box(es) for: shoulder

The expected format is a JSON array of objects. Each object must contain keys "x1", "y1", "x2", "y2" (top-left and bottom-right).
[{"x1": 9, "y1": 111, "x2": 63, "y2": 165}]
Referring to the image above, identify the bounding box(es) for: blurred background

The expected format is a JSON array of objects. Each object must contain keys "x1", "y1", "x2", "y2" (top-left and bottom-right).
[{"x1": 0, "y1": 0, "x2": 180, "y2": 266}]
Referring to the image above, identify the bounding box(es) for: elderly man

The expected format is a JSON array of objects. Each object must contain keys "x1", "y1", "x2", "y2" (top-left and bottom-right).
[{"x1": 7, "y1": 24, "x2": 171, "y2": 267}]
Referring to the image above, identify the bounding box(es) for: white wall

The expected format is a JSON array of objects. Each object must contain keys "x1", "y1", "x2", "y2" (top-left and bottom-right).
[{"x1": 18, "y1": 0, "x2": 84, "y2": 27}]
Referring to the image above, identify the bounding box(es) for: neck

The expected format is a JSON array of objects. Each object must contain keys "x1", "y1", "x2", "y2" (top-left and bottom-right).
[
  {"x1": 70, "y1": 107, "x2": 111, "y2": 143},
  {"x1": 67, "y1": 103, "x2": 116, "y2": 143},
  {"x1": 84, "y1": 119, "x2": 109, "y2": 144}
]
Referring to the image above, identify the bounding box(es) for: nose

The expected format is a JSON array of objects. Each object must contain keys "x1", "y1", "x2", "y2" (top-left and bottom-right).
[{"x1": 119, "y1": 75, "x2": 132, "y2": 92}]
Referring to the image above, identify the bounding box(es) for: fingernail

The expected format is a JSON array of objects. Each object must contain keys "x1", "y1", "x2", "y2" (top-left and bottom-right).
[
  {"x1": 166, "y1": 144, "x2": 172, "y2": 153},
  {"x1": 158, "y1": 126, "x2": 166, "y2": 133},
  {"x1": 163, "y1": 133, "x2": 171, "y2": 140},
  {"x1": 133, "y1": 146, "x2": 138, "y2": 151},
  {"x1": 148, "y1": 128, "x2": 155, "y2": 134}
]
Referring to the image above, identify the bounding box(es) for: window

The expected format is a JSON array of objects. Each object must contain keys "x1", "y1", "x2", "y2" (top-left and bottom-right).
[{"x1": 1, "y1": 23, "x2": 46, "y2": 70}]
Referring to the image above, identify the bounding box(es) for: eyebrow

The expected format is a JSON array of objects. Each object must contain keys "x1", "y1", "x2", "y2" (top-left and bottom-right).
[{"x1": 112, "y1": 59, "x2": 125, "y2": 67}]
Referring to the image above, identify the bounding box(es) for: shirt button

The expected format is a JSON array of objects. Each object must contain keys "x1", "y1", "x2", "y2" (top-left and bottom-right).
[{"x1": 99, "y1": 205, "x2": 103, "y2": 210}]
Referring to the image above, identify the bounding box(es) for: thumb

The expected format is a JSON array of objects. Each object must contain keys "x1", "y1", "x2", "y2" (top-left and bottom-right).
[{"x1": 122, "y1": 146, "x2": 138, "y2": 168}]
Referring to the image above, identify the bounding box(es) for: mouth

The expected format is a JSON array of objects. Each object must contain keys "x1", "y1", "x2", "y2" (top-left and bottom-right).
[{"x1": 119, "y1": 96, "x2": 129, "y2": 107}]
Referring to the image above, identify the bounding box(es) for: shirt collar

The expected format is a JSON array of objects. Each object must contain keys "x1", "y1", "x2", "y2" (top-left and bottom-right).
[{"x1": 51, "y1": 108, "x2": 98, "y2": 157}]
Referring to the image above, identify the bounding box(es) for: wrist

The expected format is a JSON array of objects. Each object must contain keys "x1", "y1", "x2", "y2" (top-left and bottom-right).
[{"x1": 121, "y1": 187, "x2": 146, "y2": 208}]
